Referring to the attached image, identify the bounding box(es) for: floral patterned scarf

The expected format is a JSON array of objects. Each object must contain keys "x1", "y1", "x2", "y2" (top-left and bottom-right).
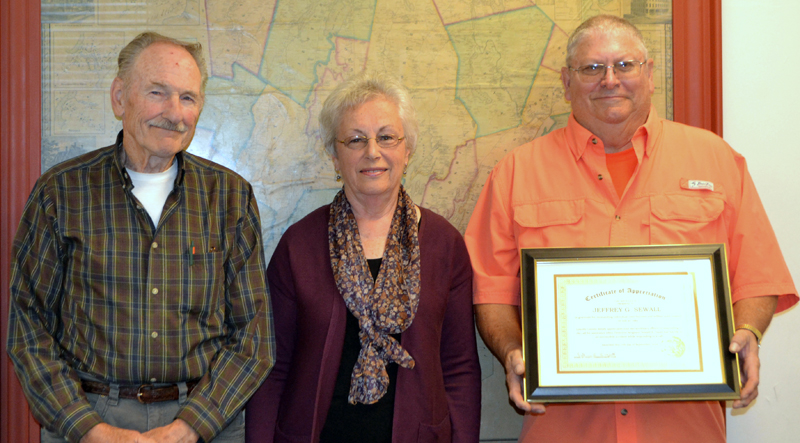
[{"x1": 328, "y1": 186, "x2": 421, "y2": 404}]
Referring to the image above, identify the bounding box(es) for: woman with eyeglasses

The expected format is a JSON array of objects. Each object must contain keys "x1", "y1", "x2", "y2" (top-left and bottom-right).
[{"x1": 245, "y1": 72, "x2": 481, "y2": 443}]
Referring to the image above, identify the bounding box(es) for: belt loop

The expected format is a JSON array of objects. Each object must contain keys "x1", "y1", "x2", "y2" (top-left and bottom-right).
[
  {"x1": 108, "y1": 383, "x2": 120, "y2": 406},
  {"x1": 177, "y1": 381, "x2": 188, "y2": 405}
]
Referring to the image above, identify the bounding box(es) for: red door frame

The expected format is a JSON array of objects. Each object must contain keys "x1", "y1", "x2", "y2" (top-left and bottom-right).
[
  {"x1": 0, "y1": 1, "x2": 721, "y2": 442},
  {"x1": 1, "y1": 0, "x2": 43, "y2": 439}
]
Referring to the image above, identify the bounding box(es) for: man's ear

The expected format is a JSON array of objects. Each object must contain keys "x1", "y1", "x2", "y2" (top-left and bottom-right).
[
  {"x1": 561, "y1": 67, "x2": 572, "y2": 102},
  {"x1": 110, "y1": 77, "x2": 125, "y2": 118}
]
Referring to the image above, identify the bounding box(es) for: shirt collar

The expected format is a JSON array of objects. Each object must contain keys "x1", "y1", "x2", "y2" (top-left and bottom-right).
[
  {"x1": 113, "y1": 130, "x2": 187, "y2": 188},
  {"x1": 565, "y1": 104, "x2": 662, "y2": 161}
]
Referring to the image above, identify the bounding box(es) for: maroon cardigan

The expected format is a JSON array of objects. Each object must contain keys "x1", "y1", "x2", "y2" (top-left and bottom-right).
[{"x1": 245, "y1": 205, "x2": 481, "y2": 443}]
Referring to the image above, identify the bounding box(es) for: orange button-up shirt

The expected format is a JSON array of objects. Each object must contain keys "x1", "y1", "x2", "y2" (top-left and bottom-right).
[{"x1": 465, "y1": 107, "x2": 798, "y2": 443}]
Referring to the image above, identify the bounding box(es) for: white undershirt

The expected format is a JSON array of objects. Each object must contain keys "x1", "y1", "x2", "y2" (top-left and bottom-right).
[{"x1": 126, "y1": 161, "x2": 178, "y2": 226}]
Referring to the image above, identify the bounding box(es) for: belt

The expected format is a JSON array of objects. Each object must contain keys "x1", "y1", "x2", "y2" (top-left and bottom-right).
[{"x1": 81, "y1": 380, "x2": 199, "y2": 404}]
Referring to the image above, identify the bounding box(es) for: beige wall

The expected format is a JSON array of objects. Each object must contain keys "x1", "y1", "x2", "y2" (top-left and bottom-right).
[{"x1": 722, "y1": 1, "x2": 800, "y2": 442}]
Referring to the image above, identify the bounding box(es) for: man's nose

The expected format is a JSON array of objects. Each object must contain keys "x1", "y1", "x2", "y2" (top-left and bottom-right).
[
  {"x1": 162, "y1": 95, "x2": 183, "y2": 120},
  {"x1": 600, "y1": 65, "x2": 620, "y2": 87}
]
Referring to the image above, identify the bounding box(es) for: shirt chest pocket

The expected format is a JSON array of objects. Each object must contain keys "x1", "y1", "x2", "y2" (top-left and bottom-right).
[
  {"x1": 647, "y1": 194, "x2": 727, "y2": 245},
  {"x1": 182, "y1": 250, "x2": 225, "y2": 312},
  {"x1": 513, "y1": 199, "x2": 586, "y2": 247}
]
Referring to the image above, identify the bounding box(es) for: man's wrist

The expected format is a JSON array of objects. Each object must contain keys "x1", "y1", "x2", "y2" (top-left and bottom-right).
[
  {"x1": 172, "y1": 419, "x2": 200, "y2": 441},
  {"x1": 736, "y1": 323, "x2": 763, "y2": 343},
  {"x1": 502, "y1": 344, "x2": 522, "y2": 366}
]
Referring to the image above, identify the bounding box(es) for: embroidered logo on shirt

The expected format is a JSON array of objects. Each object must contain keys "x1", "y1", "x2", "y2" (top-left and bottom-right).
[{"x1": 688, "y1": 180, "x2": 714, "y2": 191}]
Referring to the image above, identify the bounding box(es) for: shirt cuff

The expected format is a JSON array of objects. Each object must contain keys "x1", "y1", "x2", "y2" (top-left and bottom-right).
[
  {"x1": 56, "y1": 400, "x2": 103, "y2": 443},
  {"x1": 175, "y1": 395, "x2": 228, "y2": 443},
  {"x1": 472, "y1": 275, "x2": 521, "y2": 305},
  {"x1": 473, "y1": 290, "x2": 520, "y2": 306},
  {"x1": 731, "y1": 282, "x2": 799, "y2": 313}
]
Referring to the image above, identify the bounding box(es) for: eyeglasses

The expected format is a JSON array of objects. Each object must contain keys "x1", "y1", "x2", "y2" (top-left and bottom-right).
[
  {"x1": 336, "y1": 134, "x2": 405, "y2": 150},
  {"x1": 569, "y1": 60, "x2": 645, "y2": 80}
]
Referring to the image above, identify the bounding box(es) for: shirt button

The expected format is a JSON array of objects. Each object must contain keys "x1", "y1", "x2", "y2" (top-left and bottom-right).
[
  {"x1": 152, "y1": 242, "x2": 158, "y2": 249},
  {"x1": 615, "y1": 215, "x2": 621, "y2": 220},
  {"x1": 151, "y1": 331, "x2": 159, "y2": 339},
  {"x1": 150, "y1": 378, "x2": 157, "y2": 383},
  {"x1": 592, "y1": 138, "x2": 598, "y2": 144},
  {"x1": 621, "y1": 408, "x2": 628, "y2": 415},
  {"x1": 152, "y1": 288, "x2": 159, "y2": 295},
  {"x1": 597, "y1": 174, "x2": 603, "y2": 180}
]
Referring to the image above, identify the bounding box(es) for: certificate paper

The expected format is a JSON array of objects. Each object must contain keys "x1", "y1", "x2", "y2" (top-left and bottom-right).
[
  {"x1": 521, "y1": 245, "x2": 740, "y2": 402},
  {"x1": 555, "y1": 273, "x2": 701, "y2": 373}
]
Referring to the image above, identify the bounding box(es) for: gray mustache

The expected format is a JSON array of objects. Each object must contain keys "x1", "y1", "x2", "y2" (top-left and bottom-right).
[{"x1": 148, "y1": 118, "x2": 188, "y2": 133}]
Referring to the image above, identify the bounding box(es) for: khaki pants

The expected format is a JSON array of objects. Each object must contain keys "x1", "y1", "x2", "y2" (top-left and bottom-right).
[{"x1": 41, "y1": 386, "x2": 244, "y2": 443}]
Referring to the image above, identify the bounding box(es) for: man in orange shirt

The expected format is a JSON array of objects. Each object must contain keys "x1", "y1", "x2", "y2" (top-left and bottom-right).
[{"x1": 465, "y1": 15, "x2": 798, "y2": 442}]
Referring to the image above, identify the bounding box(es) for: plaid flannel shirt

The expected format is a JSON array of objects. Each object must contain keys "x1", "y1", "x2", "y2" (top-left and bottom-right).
[{"x1": 7, "y1": 132, "x2": 274, "y2": 443}]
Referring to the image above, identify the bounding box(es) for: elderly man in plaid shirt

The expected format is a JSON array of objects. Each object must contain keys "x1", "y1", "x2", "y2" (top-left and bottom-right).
[{"x1": 7, "y1": 32, "x2": 273, "y2": 443}]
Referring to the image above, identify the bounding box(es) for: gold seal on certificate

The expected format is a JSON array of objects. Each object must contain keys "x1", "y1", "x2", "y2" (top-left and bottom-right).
[{"x1": 520, "y1": 244, "x2": 740, "y2": 402}]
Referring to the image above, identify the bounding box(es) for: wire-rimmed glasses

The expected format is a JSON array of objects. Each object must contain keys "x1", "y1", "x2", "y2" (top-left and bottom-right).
[
  {"x1": 336, "y1": 134, "x2": 405, "y2": 150},
  {"x1": 568, "y1": 60, "x2": 645, "y2": 81}
]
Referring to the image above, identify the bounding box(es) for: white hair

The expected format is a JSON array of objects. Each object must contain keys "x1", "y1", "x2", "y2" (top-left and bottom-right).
[
  {"x1": 566, "y1": 15, "x2": 648, "y2": 67},
  {"x1": 319, "y1": 72, "x2": 418, "y2": 158}
]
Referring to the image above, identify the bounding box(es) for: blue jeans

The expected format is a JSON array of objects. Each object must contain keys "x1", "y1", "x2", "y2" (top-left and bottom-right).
[{"x1": 41, "y1": 382, "x2": 244, "y2": 443}]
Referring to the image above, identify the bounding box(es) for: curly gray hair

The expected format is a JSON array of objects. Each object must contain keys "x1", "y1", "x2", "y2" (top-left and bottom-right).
[{"x1": 319, "y1": 72, "x2": 418, "y2": 158}]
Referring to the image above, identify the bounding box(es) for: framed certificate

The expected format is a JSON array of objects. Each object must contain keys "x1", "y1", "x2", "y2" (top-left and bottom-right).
[{"x1": 520, "y1": 244, "x2": 740, "y2": 402}]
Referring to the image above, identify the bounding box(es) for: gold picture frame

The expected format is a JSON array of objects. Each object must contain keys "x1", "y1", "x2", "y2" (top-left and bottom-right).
[{"x1": 520, "y1": 244, "x2": 740, "y2": 402}]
